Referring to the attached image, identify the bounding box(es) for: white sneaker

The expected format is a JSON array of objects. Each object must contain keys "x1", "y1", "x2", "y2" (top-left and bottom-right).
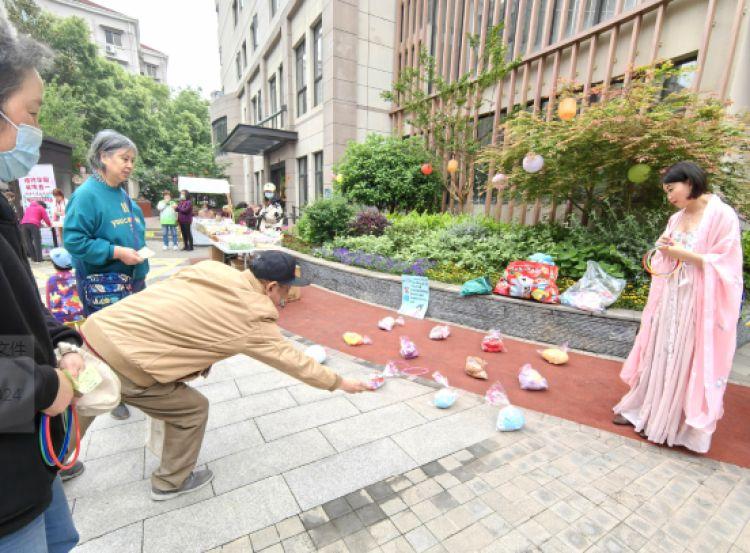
[
  {"x1": 162, "y1": 245, "x2": 168, "y2": 250},
  {"x1": 173, "y1": 244, "x2": 179, "y2": 250}
]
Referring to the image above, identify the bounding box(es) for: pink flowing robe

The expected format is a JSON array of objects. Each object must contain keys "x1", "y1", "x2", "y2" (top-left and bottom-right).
[{"x1": 619, "y1": 195, "x2": 744, "y2": 445}]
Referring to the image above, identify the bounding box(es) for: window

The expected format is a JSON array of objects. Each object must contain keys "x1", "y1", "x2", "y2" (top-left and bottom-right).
[
  {"x1": 144, "y1": 63, "x2": 158, "y2": 78},
  {"x1": 241, "y1": 41, "x2": 247, "y2": 69},
  {"x1": 295, "y1": 40, "x2": 307, "y2": 116},
  {"x1": 235, "y1": 52, "x2": 242, "y2": 80},
  {"x1": 257, "y1": 90, "x2": 263, "y2": 122},
  {"x1": 250, "y1": 14, "x2": 258, "y2": 50},
  {"x1": 662, "y1": 58, "x2": 697, "y2": 98},
  {"x1": 251, "y1": 96, "x2": 257, "y2": 123},
  {"x1": 298, "y1": 156, "x2": 308, "y2": 206},
  {"x1": 255, "y1": 171, "x2": 263, "y2": 200},
  {"x1": 232, "y1": 0, "x2": 239, "y2": 26},
  {"x1": 278, "y1": 65, "x2": 285, "y2": 126},
  {"x1": 104, "y1": 29, "x2": 122, "y2": 47},
  {"x1": 212, "y1": 117, "x2": 227, "y2": 145},
  {"x1": 270, "y1": 0, "x2": 278, "y2": 17},
  {"x1": 269, "y1": 76, "x2": 278, "y2": 115},
  {"x1": 314, "y1": 151, "x2": 324, "y2": 198},
  {"x1": 312, "y1": 21, "x2": 323, "y2": 106}
]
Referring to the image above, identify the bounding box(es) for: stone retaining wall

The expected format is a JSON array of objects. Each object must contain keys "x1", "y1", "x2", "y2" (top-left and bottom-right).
[{"x1": 283, "y1": 248, "x2": 644, "y2": 358}]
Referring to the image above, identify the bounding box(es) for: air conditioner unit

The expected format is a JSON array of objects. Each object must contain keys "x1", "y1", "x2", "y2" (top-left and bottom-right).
[{"x1": 105, "y1": 44, "x2": 117, "y2": 56}]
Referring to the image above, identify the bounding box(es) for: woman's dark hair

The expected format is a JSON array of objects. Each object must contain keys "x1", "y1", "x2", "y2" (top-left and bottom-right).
[
  {"x1": 52, "y1": 188, "x2": 63, "y2": 197},
  {"x1": 181, "y1": 189, "x2": 190, "y2": 198},
  {"x1": 662, "y1": 161, "x2": 709, "y2": 199},
  {"x1": 0, "y1": 11, "x2": 51, "y2": 112}
]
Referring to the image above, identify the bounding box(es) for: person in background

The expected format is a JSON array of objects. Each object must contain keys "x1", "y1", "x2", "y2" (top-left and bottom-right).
[
  {"x1": 0, "y1": 10, "x2": 81, "y2": 551},
  {"x1": 157, "y1": 190, "x2": 179, "y2": 251},
  {"x1": 46, "y1": 247, "x2": 84, "y2": 325},
  {"x1": 64, "y1": 129, "x2": 149, "y2": 422},
  {"x1": 19, "y1": 198, "x2": 50, "y2": 262},
  {"x1": 197, "y1": 199, "x2": 213, "y2": 219},
  {"x1": 176, "y1": 189, "x2": 193, "y2": 251},
  {"x1": 51, "y1": 188, "x2": 67, "y2": 247}
]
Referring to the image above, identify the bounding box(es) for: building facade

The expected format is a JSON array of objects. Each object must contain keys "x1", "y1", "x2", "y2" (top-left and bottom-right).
[
  {"x1": 210, "y1": 0, "x2": 396, "y2": 212},
  {"x1": 391, "y1": 0, "x2": 750, "y2": 221},
  {"x1": 36, "y1": 0, "x2": 168, "y2": 83}
]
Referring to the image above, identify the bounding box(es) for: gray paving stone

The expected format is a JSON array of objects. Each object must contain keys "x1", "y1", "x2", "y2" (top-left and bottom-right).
[
  {"x1": 250, "y1": 525, "x2": 280, "y2": 550},
  {"x1": 84, "y1": 420, "x2": 146, "y2": 460},
  {"x1": 391, "y1": 509, "x2": 422, "y2": 533},
  {"x1": 276, "y1": 516, "x2": 305, "y2": 540},
  {"x1": 346, "y1": 489, "x2": 374, "y2": 510},
  {"x1": 430, "y1": 491, "x2": 459, "y2": 511},
  {"x1": 366, "y1": 481, "x2": 396, "y2": 502},
  {"x1": 380, "y1": 496, "x2": 408, "y2": 516},
  {"x1": 321, "y1": 403, "x2": 427, "y2": 452},
  {"x1": 191, "y1": 379, "x2": 240, "y2": 404},
  {"x1": 275, "y1": 537, "x2": 309, "y2": 553},
  {"x1": 401, "y1": 479, "x2": 444, "y2": 507},
  {"x1": 197, "y1": 420, "x2": 264, "y2": 465},
  {"x1": 323, "y1": 497, "x2": 354, "y2": 519},
  {"x1": 443, "y1": 521, "x2": 494, "y2": 552},
  {"x1": 73, "y1": 521, "x2": 143, "y2": 553},
  {"x1": 308, "y1": 522, "x2": 342, "y2": 549},
  {"x1": 256, "y1": 396, "x2": 360, "y2": 441},
  {"x1": 404, "y1": 526, "x2": 438, "y2": 553},
  {"x1": 210, "y1": 429, "x2": 335, "y2": 494},
  {"x1": 331, "y1": 512, "x2": 364, "y2": 537},
  {"x1": 87, "y1": 406, "x2": 146, "y2": 432},
  {"x1": 367, "y1": 519, "x2": 400, "y2": 545},
  {"x1": 300, "y1": 506, "x2": 329, "y2": 530},
  {"x1": 356, "y1": 503, "x2": 387, "y2": 526},
  {"x1": 285, "y1": 438, "x2": 416, "y2": 511},
  {"x1": 343, "y1": 528, "x2": 378, "y2": 552},
  {"x1": 316, "y1": 539, "x2": 352, "y2": 553},
  {"x1": 287, "y1": 383, "x2": 344, "y2": 405},
  {"x1": 421, "y1": 461, "x2": 446, "y2": 478},
  {"x1": 235, "y1": 370, "x2": 299, "y2": 396},
  {"x1": 63, "y1": 448, "x2": 143, "y2": 500},
  {"x1": 391, "y1": 405, "x2": 498, "y2": 465},
  {"x1": 73, "y1": 476, "x2": 214, "y2": 542},
  {"x1": 142, "y1": 476, "x2": 298, "y2": 553},
  {"x1": 346, "y1": 378, "x2": 433, "y2": 413},
  {"x1": 207, "y1": 388, "x2": 298, "y2": 431}
]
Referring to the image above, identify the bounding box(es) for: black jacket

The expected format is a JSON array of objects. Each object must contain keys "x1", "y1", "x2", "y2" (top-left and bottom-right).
[{"x1": 0, "y1": 193, "x2": 81, "y2": 538}]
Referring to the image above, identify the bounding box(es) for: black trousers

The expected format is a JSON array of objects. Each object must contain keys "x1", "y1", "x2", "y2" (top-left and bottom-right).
[
  {"x1": 179, "y1": 221, "x2": 193, "y2": 250},
  {"x1": 21, "y1": 223, "x2": 43, "y2": 262}
]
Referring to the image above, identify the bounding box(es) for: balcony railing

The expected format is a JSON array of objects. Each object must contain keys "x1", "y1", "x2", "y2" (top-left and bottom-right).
[{"x1": 257, "y1": 105, "x2": 287, "y2": 130}]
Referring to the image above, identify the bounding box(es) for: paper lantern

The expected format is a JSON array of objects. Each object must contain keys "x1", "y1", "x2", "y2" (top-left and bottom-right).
[
  {"x1": 627, "y1": 163, "x2": 651, "y2": 184},
  {"x1": 492, "y1": 173, "x2": 508, "y2": 189},
  {"x1": 522, "y1": 153, "x2": 544, "y2": 174},
  {"x1": 421, "y1": 163, "x2": 433, "y2": 176},
  {"x1": 447, "y1": 159, "x2": 459, "y2": 174},
  {"x1": 558, "y1": 97, "x2": 577, "y2": 121}
]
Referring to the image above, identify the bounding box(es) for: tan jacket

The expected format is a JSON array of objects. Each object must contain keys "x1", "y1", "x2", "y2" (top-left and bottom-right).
[{"x1": 81, "y1": 260, "x2": 341, "y2": 391}]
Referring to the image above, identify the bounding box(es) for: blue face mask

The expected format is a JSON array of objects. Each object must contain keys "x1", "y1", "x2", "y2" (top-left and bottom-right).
[
  {"x1": 0, "y1": 110, "x2": 43, "y2": 182},
  {"x1": 264, "y1": 192, "x2": 273, "y2": 199}
]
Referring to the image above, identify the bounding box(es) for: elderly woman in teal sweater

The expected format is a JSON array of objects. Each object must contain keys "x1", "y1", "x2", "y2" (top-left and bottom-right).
[{"x1": 64, "y1": 129, "x2": 149, "y2": 421}]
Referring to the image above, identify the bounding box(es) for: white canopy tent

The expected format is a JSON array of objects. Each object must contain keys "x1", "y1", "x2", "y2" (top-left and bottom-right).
[{"x1": 177, "y1": 176, "x2": 231, "y2": 195}]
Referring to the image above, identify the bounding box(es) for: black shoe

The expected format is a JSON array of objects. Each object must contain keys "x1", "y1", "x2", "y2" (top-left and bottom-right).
[
  {"x1": 60, "y1": 461, "x2": 85, "y2": 482},
  {"x1": 150, "y1": 469, "x2": 214, "y2": 501},
  {"x1": 110, "y1": 402, "x2": 130, "y2": 420}
]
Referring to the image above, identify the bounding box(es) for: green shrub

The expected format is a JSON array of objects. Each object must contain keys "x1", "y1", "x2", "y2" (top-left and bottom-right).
[
  {"x1": 335, "y1": 134, "x2": 443, "y2": 212},
  {"x1": 296, "y1": 196, "x2": 356, "y2": 245}
]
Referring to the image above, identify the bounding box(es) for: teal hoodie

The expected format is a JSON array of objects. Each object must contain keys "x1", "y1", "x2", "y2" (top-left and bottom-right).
[{"x1": 63, "y1": 176, "x2": 150, "y2": 281}]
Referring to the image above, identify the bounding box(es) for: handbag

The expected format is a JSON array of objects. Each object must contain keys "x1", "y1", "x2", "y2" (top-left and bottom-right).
[
  {"x1": 74, "y1": 347, "x2": 122, "y2": 416},
  {"x1": 80, "y1": 188, "x2": 141, "y2": 313}
]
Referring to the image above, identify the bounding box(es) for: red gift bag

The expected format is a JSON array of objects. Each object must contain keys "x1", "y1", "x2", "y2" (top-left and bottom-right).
[{"x1": 493, "y1": 261, "x2": 560, "y2": 304}]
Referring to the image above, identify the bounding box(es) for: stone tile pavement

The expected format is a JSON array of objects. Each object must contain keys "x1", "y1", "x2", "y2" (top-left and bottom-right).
[{"x1": 68, "y1": 335, "x2": 750, "y2": 553}]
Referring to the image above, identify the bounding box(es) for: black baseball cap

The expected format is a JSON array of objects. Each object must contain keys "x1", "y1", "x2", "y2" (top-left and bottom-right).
[{"x1": 250, "y1": 251, "x2": 310, "y2": 286}]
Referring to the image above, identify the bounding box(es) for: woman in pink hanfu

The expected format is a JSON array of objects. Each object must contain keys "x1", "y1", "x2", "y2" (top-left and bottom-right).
[{"x1": 613, "y1": 161, "x2": 744, "y2": 453}]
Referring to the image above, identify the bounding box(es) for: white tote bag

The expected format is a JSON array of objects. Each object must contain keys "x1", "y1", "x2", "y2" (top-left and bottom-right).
[{"x1": 75, "y1": 348, "x2": 122, "y2": 417}]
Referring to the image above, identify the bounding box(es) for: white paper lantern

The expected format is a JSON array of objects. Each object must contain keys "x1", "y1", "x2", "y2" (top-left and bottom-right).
[
  {"x1": 522, "y1": 153, "x2": 544, "y2": 174},
  {"x1": 305, "y1": 345, "x2": 327, "y2": 364},
  {"x1": 492, "y1": 173, "x2": 508, "y2": 188}
]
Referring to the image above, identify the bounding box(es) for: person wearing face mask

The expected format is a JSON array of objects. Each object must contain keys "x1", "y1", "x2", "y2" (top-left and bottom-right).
[
  {"x1": 76, "y1": 252, "x2": 371, "y2": 501},
  {"x1": 258, "y1": 182, "x2": 284, "y2": 231},
  {"x1": 0, "y1": 12, "x2": 81, "y2": 552},
  {"x1": 176, "y1": 189, "x2": 194, "y2": 251},
  {"x1": 613, "y1": 161, "x2": 743, "y2": 453},
  {"x1": 63, "y1": 130, "x2": 150, "y2": 422}
]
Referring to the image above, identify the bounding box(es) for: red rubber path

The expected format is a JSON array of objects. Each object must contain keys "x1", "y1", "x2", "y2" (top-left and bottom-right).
[{"x1": 278, "y1": 285, "x2": 750, "y2": 468}]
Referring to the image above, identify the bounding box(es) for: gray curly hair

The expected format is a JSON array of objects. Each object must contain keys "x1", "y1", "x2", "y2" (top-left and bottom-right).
[
  {"x1": 0, "y1": 6, "x2": 52, "y2": 113},
  {"x1": 87, "y1": 129, "x2": 138, "y2": 173}
]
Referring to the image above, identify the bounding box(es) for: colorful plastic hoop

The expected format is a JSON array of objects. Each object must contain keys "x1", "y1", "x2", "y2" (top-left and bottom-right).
[
  {"x1": 40, "y1": 406, "x2": 81, "y2": 471},
  {"x1": 642, "y1": 248, "x2": 682, "y2": 277}
]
